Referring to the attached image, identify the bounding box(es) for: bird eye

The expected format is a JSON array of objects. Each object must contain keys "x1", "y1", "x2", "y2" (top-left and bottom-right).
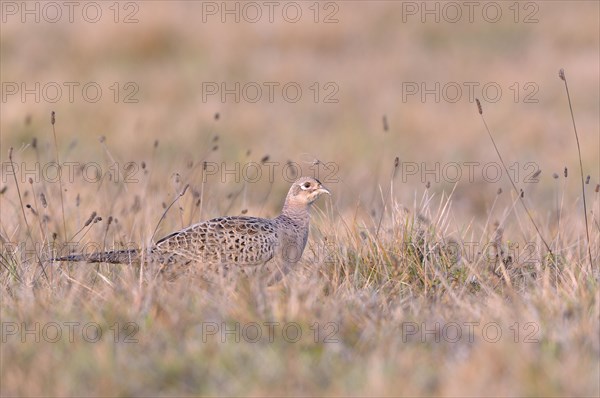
[{"x1": 302, "y1": 182, "x2": 311, "y2": 189}]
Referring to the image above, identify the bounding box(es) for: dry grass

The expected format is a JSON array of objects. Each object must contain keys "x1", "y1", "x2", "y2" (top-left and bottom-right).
[
  {"x1": 1, "y1": 143, "x2": 598, "y2": 396},
  {"x1": 1, "y1": 2, "x2": 599, "y2": 397}
]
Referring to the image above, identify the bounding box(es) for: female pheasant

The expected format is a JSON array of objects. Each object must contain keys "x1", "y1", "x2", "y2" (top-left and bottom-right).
[{"x1": 53, "y1": 177, "x2": 330, "y2": 276}]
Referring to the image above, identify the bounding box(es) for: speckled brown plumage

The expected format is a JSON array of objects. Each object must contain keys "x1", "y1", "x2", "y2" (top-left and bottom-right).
[{"x1": 53, "y1": 177, "x2": 330, "y2": 273}]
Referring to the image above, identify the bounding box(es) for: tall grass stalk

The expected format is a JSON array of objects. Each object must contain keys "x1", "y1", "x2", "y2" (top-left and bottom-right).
[
  {"x1": 559, "y1": 68, "x2": 593, "y2": 270},
  {"x1": 475, "y1": 99, "x2": 552, "y2": 255}
]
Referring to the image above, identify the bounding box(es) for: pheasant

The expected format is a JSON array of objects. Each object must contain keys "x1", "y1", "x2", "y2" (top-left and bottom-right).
[{"x1": 53, "y1": 177, "x2": 330, "y2": 277}]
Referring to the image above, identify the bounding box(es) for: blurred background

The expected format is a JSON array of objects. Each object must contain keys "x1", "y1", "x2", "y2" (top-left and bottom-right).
[
  {"x1": 1, "y1": 3, "x2": 599, "y2": 396},
  {"x1": 1, "y1": 0, "x2": 599, "y2": 233}
]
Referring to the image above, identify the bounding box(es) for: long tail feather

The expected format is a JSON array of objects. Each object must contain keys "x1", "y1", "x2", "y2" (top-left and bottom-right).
[{"x1": 52, "y1": 249, "x2": 140, "y2": 264}]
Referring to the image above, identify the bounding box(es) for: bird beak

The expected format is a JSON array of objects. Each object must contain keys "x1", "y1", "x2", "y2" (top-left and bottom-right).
[{"x1": 317, "y1": 185, "x2": 330, "y2": 195}]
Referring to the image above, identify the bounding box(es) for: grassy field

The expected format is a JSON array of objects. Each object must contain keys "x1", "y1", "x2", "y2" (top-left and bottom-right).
[{"x1": 1, "y1": 2, "x2": 599, "y2": 396}]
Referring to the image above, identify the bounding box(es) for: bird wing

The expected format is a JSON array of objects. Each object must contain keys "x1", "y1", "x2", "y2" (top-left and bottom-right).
[{"x1": 153, "y1": 216, "x2": 278, "y2": 266}]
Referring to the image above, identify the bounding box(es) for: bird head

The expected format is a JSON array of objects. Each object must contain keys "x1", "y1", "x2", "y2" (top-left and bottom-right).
[{"x1": 287, "y1": 176, "x2": 330, "y2": 207}]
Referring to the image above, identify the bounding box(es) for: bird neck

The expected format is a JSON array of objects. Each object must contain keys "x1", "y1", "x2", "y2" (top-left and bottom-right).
[{"x1": 279, "y1": 202, "x2": 311, "y2": 227}]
